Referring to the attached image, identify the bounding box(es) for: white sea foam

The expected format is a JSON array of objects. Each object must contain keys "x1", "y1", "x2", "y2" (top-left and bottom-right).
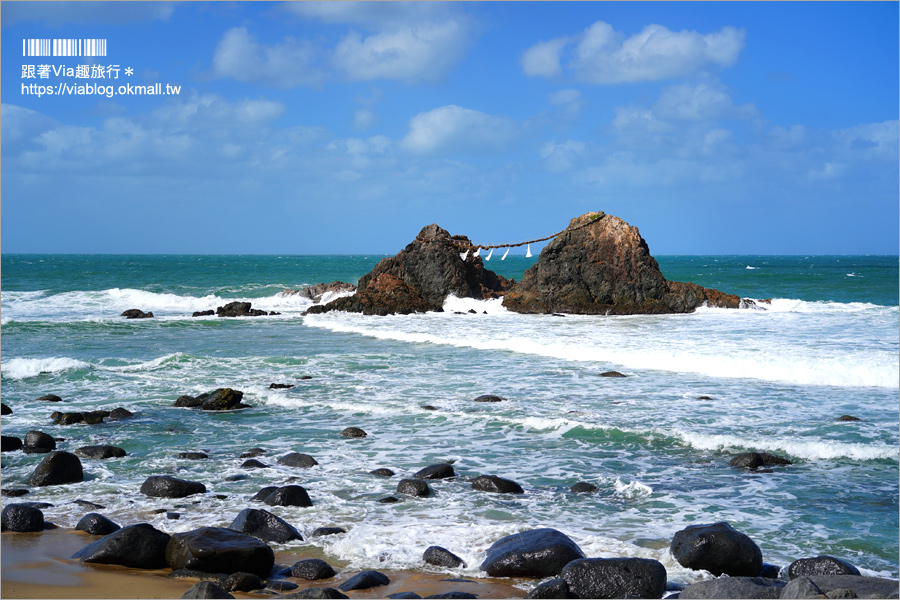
[
  {"x1": 442, "y1": 294, "x2": 507, "y2": 314},
  {"x1": 304, "y1": 303, "x2": 899, "y2": 388},
  {"x1": 100, "y1": 352, "x2": 188, "y2": 373},
  {"x1": 671, "y1": 430, "x2": 899, "y2": 462},
  {"x1": 1, "y1": 356, "x2": 91, "y2": 379},
  {"x1": 1, "y1": 287, "x2": 318, "y2": 322},
  {"x1": 613, "y1": 477, "x2": 653, "y2": 498}
]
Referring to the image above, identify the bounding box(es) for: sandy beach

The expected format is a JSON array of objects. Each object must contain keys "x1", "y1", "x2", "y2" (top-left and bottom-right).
[{"x1": 1, "y1": 527, "x2": 531, "y2": 599}]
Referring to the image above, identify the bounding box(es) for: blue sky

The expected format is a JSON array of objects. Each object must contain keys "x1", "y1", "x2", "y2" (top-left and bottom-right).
[{"x1": 2, "y1": 1, "x2": 897, "y2": 254}]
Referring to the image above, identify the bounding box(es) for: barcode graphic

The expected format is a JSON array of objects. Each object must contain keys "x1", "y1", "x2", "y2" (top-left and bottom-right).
[{"x1": 22, "y1": 39, "x2": 107, "y2": 57}]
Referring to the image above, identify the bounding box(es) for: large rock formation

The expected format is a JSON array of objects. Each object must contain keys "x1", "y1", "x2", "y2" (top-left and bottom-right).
[
  {"x1": 308, "y1": 213, "x2": 750, "y2": 316},
  {"x1": 502, "y1": 212, "x2": 750, "y2": 315},
  {"x1": 307, "y1": 224, "x2": 511, "y2": 316}
]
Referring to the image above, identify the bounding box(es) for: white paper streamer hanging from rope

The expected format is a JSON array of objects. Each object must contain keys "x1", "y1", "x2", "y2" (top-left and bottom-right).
[
  {"x1": 474, "y1": 248, "x2": 482, "y2": 258},
  {"x1": 526, "y1": 244, "x2": 532, "y2": 258},
  {"x1": 501, "y1": 248, "x2": 510, "y2": 260},
  {"x1": 485, "y1": 248, "x2": 494, "y2": 261},
  {"x1": 460, "y1": 250, "x2": 469, "y2": 261}
]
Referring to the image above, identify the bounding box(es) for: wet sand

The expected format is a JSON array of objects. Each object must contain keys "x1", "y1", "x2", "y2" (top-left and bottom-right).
[{"x1": 1, "y1": 528, "x2": 532, "y2": 599}]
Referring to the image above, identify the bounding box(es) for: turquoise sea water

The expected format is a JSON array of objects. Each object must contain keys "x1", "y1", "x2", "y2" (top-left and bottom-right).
[{"x1": 1, "y1": 254, "x2": 898, "y2": 587}]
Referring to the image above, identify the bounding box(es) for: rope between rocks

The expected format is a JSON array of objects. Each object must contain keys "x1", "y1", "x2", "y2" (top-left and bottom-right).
[{"x1": 417, "y1": 212, "x2": 605, "y2": 250}]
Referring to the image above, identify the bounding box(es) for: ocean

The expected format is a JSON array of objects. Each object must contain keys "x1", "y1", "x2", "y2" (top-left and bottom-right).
[{"x1": 1, "y1": 254, "x2": 897, "y2": 587}]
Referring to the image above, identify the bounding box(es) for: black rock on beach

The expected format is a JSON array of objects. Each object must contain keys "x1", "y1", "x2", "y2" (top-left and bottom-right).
[
  {"x1": 480, "y1": 528, "x2": 585, "y2": 578},
  {"x1": 165, "y1": 526, "x2": 275, "y2": 577}
]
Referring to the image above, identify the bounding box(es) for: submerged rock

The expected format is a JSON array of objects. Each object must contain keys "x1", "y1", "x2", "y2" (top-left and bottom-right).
[
  {"x1": 311, "y1": 527, "x2": 345, "y2": 537},
  {"x1": 397, "y1": 479, "x2": 431, "y2": 497},
  {"x1": 472, "y1": 475, "x2": 524, "y2": 494},
  {"x1": 122, "y1": 309, "x2": 154, "y2": 319},
  {"x1": 729, "y1": 452, "x2": 793, "y2": 469},
  {"x1": 307, "y1": 224, "x2": 510, "y2": 316},
  {"x1": 108, "y1": 407, "x2": 134, "y2": 420},
  {"x1": 140, "y1": 475, "x2": 206, "y2": 498},
  {"x1": 76, "y1": 445, "x2": 126, "y2": 459},
  {"x1": 34, "y1": 394, "x2": 63, "y2": 402},
  {"x1": 473, "y1": 394, "x2": 507, "y2": 402},
  {"x1": 178, "y1": 452, "x2": 209, "y2": 460},
  {"x1": 216, "y1": 302, "x2": 269, "y2": 317},
  {"x1": 414, "y1": 464, "x2": 456, "y2": 480},
  {"x1": 283, "y1": 282, "x2": 357, "y2": 303},
  {"x1": 570, "y1": 482, "x2": 599, "y2": 493},
  {"x1": 262, "y1": 485, "x2": 312, "y2": 508},
  {"x1": 52, "y1": 410, "x2": 110, "y2": 425},
  {"x1": 24, "y1": 430, "x2": 57, "y2": 453},
  {"x1": 480, "y1": 528, "x2": 585, "y2": 578},
  {"x1": 29, "y1": 451, "x2": 84, "y2": 486},
  {"x1": 670, "y1": 521, "x2": 763, "y2": 577},
  {"x1": 341, "y1": 427, "x2": 367, "y2": 438},
  {"x1": 503, "y1": 212, "x2": 751, "y2": 315},
  {"x1": 278, "y1": 452, "x2": 319, "y2": 468}
]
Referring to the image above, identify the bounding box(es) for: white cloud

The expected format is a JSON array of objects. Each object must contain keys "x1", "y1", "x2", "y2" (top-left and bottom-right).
[
  {"x1": 152, "y1": 93, "x2": 285, "y2": 131},
  {"x1": 399, "y1": 105, "x2": 519, "y2": 155},
  {"x1": 836, "y1": 120, "x2": 899, "y2": 156},
  {"x1": 808, "y1": 162, "x2": 846, "y2": 180},
  {"x1": 541, "y1": 140, "x2": 586, "y2": 172},
  {"x1": 612, "y1": 106, "x2": 672, "y2": 134},
  {"x1": 212, "y1": 27, "x2": 324, "y2": 88},
  {"x1": 1, "y1": 104, "x2": 58, "y2": 150},
  {"x1": 522, "y1": 20, "x2": 745, "y2": 84},
  {"x1": 549, "y1": 89, "x2": 582, "y2": 107},
  {"x1": 547, "y1": 88, "x2": 586, "y2": 124},
  {"x1": 654, "y1": 82, "x2": 757, "y2": 121},
  {"x1": 520, "y1": 37, "x2": 570, "y2": 77},
  {"x1": 328, "y1": 135, "x2": 392, "y2": 156},
  {"x1": 353, "y1": 108, "x2": 377, "y2": 130},
  {"x1": 282, "y1": 1, "x2": 472, "y2": 84},
  {"x1": 333, "y1": 20, "x2": 468, "y2": 83}
]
